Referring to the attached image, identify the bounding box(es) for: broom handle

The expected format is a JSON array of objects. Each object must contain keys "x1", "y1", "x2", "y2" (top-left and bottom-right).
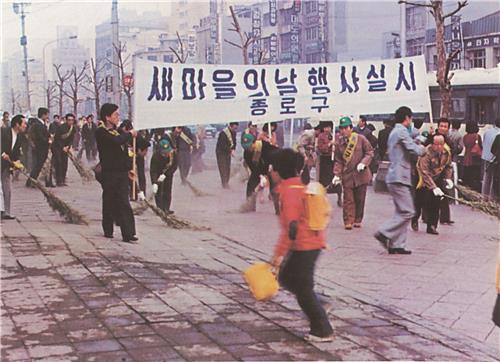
[{"x1": 132, "y1": 136, "x2": 137, "y2": 200}]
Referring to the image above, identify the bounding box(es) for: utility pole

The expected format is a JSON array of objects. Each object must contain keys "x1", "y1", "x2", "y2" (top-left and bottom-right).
[
  {"x1": 13, "y1": 2, "x2": 31, "y2": 113},
  {"x1": 400, "y1": 2, "x2": 407, "y2": 58},
  {"x1": 111, "y1": 0, "x2": 121, "y2": 107}
]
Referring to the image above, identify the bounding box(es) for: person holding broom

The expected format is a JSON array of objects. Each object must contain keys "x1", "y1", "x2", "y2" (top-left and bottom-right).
[
  {"x1": 1, "y1": 114, "x2": 27, "y2": 220},
  {"x1": 150, "y1": 133, "x2": 178, "y2": 215},
  {"x1": 95, "y1": 103, "x2": 138, "y2": 243},
  {"x1": 52, "y1": 113, "x2": 76, "y2": 186}
]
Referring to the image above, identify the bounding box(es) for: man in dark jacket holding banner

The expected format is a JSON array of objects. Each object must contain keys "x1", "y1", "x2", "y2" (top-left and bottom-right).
[{"x1": 216, "y1": 122, "x2": 238, "y2": 189}]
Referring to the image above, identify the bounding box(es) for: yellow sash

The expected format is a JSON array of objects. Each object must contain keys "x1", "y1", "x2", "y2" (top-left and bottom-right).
[
  {"x1": 179, "y1": 131, "x2": 193, "y2": 146},
  {"x1": 416, "y1": 145, "x2": 451, "y2": 189},
  {"x1": 224, "y1": 127, "x2": 234, "y2": 149},
  {"x1": 60, "y1": 125, "x2": 74, "y2": 140},
  {"x1": 343, "y1": 133, "x2": 358, "y2": 164}
]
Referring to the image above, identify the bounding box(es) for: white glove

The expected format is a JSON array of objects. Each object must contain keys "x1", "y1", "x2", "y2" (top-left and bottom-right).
[
  {"x1": 137, "y1": 191, "x2": 145, "y2": 201},
  {"x1": 259, "y1": 175, "x2": 268, "y2": 188},
  {"x1": 445, "y1": 179, "x2": 453, "y2": 189},
  {"x1": 433, "y1": 187, "x2": 445, "y2": 197},
  {"x1": 332, "y1": 176, "x2": 341, "y2": 186},
  {"x1": 356, "y1": 163, "x2": 366, "y2": 172},
  {"x1": 152, "y1": 183, "x2": 159, "y2": 194},
  {"x1": 416, "y1": 135, "x2": 427, "y2": 144},
  {"x1": 157, "y1": 174, "x2": 166, "y2": 183}
]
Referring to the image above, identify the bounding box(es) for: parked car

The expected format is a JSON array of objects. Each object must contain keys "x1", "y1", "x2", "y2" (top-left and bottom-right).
[{"x1": 205, "y1": 125, "x2": 217, "y2": 138}]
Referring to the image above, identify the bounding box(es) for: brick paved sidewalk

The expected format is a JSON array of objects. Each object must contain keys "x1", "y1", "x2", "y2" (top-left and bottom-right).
[{"x1": 1, "y1": 173, "x2": 499, "y2": 361}]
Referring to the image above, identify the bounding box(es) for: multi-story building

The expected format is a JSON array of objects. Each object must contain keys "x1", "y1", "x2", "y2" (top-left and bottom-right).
[
  {"x1": 2, "y1": 51, "x2": 44, "y2": 114},
  {"x1": 52, "y1": 26, "x2": 89, "y2": 79},
  {"x1": 95, "y1": 10, "x2": 168, "y2": 116}
]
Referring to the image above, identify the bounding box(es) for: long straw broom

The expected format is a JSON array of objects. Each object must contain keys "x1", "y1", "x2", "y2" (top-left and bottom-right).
[
  {"x1": 66, "y1": 150, "x2": 94, "y2": 181},
  {"x1": 12, "y1": 161, "x2": 88, "y2": 225},
  {"x1": 445, "y1": 184, "x2": 500, "y2": 219},
  {"x1": 185, "y1": 179, "x2": 212, "y2": 197},
  {"x1": 143, "y1": 198, "x2": 209, "y2": 231}
]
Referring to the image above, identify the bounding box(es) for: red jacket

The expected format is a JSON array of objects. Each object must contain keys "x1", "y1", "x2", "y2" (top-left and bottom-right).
[{"x1": 274, "y1": 177, "x2": 327, "y2": 257}]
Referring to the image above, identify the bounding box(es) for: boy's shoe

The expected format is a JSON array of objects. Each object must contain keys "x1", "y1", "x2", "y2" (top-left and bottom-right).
[
  {"x1": 353, "y1": 223, "x2": 361, "y2": 228},
  {"x1": 344, "y1": 224, "x2": 353, "y2": 230},
  {"x1": 304, "y1": 333, "x2": 334, "y2": 343}
]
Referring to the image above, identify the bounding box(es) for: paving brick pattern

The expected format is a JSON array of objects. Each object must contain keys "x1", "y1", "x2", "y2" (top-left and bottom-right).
[{"x1": 1, "y1": 146, "x2": 499, "y2": 361}]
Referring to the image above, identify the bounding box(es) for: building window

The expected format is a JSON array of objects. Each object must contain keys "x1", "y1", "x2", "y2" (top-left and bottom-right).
[
  {"x1": 305, "y1": 27, "x2": 318, "y2": 40},
  {"x1": 469, "y1": 49, "x2": 485, "y2": 68},
  {"x1": 163, "y1": 54, "x2": 173, "y2": 63},
  {"x1": 495, "y1": 47, "x2": 500, "y2": 65},
  {"x1": 305, "y1": 1, "x2": 317, "y2": 14},
  {"x1": 147, "y1": 55, "x2": 158, "y2": 61}
]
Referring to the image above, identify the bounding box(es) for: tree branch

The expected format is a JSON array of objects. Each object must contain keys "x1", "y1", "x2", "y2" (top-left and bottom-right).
[
  {"x1": 444, "y1": 48, "x2": 461, "y2": 84},
  {"x1": 398, "y1": 0, "x2": 433, "y2": 8},
  {"x1": 443, "y1": 0, "x2": 468, "y2": 19},
  {"x1": 224, "y1": 39, "x2": 242, "y2": 49}
]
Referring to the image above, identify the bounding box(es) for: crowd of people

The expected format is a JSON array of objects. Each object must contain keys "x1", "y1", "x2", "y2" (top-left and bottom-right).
[{"x1": 1, "y1": 104, "x2": 500, "y2": 342}]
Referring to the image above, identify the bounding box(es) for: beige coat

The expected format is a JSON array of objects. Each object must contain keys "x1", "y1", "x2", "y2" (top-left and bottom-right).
[{"x1": 334, "y1": 133, "x2": 374, "y2": 188}]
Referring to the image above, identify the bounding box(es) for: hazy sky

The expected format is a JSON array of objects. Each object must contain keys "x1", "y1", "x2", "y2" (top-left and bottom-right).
[
  {"x1": 1, "y1": 0, "x2": 172, "y2": 62},
  {"x1": 1, "y1": 0, "x2": 498, "y2": 64}
]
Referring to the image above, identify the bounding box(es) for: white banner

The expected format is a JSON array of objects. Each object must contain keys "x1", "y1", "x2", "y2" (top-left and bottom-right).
[{"x1": 133, "y1": 55, "x2": 431, "y2": 130}]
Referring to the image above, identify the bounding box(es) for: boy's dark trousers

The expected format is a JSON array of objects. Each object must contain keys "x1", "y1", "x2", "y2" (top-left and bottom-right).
[
  {"x1": 279, "y1": 249, "x2": 333, "y2": 338},
  {"x1": 155, "y1": 174, "x2": 174, "y2": 211}
]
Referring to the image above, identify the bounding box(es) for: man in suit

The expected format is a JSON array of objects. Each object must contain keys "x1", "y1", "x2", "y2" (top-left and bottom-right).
[
  {"x1": 375, "y1": 106, "x2": 425, "y2": 255},
  {"x1": 26, "y1": 107, "x2": 50, "y2": 187},
  {"x1": 95, "y1": 103, "x2": 138, "y2": 243},
  {"x1": 52, "y1": 113, "x2": 76, "y2": 186},
  {"x1": 2, "y1": 111, "x2": 10, "y2": 128},
  {"x1": 216, "y1": 122, "x2": 238, "y2": 189},
  {"x1": 1, "y1": 114, "x2": 27, "y2": 220},
  {"x1": 176, "y1": 126, "x2": 196, "y2": 185},
  {"x1": 81, "y1": 114, "x2": 97, "y2": 161},
  {"x1": 332, "y1": 116, "x2": 374, "y2": 230}
]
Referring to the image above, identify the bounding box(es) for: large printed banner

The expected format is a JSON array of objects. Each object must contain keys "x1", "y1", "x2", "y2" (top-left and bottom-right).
[{"x1": 133, "y1": 55, "x2": 430, "y2": 130}]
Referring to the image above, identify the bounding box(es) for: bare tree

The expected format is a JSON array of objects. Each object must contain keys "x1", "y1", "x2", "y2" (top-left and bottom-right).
[
  {"x1": 53, "y1": 64, "x2": 72, "y2": 116},
  {"x1": 64, "y1": 62, "x2": 89, "y2": 116},
  {"x1": 225, "y1": 5, "x2": 255, "y2": 65},
  {"x1": 45, "y1": 81, "x2": 57, "y2": 115},
  {"x1": 169, "y1": 31, "x2": 188, "y2": 64},
  {"x1": 10, "y1": 88, "x2": 22, "y2": 114},
  {"x1": 398, "y1": 0, "x2": 468, "y2": 119},
  {"x1": 108, "y1": 43, "x2": 133, "y2": 121},
  {"x1": 82, "y1": 58, "x2": 106, "y2": 117}
]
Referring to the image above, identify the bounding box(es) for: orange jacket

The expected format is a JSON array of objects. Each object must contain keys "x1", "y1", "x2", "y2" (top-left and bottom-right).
[{"x1": 274, "y1": 177, "x2": 327, "y2": 257}]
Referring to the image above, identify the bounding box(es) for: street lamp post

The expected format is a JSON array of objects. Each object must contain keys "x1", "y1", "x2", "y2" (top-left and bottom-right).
[{"x1": 42, "y1": 35, "x2": 77, "y2": 96}]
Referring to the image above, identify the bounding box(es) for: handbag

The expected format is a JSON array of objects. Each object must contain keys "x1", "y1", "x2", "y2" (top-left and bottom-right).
[
  {"x1": 93, "y1": 162, "x2": 103, "y2": 184},
  {"x1": 243, "y1": 262, "x2": 279, "y2": 301},
  {"x1": 493, "y1": 294, "x2": 500, "y2": 327},
  {"x1": 470, "y1": 135, "x2": 482, "y2": 158}
]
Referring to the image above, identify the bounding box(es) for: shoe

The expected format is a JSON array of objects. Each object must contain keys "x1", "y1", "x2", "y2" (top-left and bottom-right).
[
  {"x1": 389, "y1": 248, "x2": 412, "y2": 255},
  {"x1": 441, "y1": 220, "x2": 455, "y2": 225},
  {"x1": 304, "y1": 333, "x2": 334, "y2": 343},
  {"x1": 1, "y1": 214, "x2": 16, "y2": 220},
  {"x1": 104, "y1": 233, "x2": 113, "y2": 238},
  {"x1": 411, "y1": 219, "x2": 418, "y2": 231},
  {"x1": 166, "y1": 210, "x2": 174, "y2": 215},
  {"x1": 123, "y1": 236, "x2": 138, "y2": 243},
  {"x1": 353, "y1": 223, "x2": 361, "y2": 228},
  {"x1": 426, "y1": 226, "x2": 439, "y2": 235},
  {"x1": 344, "y1": 224, "x2": 353, "y2": 230},
  {"x1": 374, "y1": 232, "x2": 390, "y2": 251}
]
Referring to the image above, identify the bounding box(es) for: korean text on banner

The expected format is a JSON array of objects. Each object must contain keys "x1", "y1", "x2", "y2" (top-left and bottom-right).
[{"x1": 133, "y1": 55, "x2": 430, "y2": 130}]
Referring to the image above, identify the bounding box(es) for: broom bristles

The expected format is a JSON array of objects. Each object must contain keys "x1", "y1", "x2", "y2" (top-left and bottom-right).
[
  {"x1": 20, "y1": 167, "x2": 88, "y2": 225},
  {"x1": 448, "y1": 184, "x2": 499, "y2": 219},
  {"x1": 186, "y1": 180, "x2": 211, "y2": 197},
  {"x1": 39, "y1": 154, "x2": 52, "y2": 181},
  {"x1": 67, "y1": 151, "x2": 94, "y2": 181},
  {"x1": 144, "y1": 199, "x2": 209, "y2": 230},
  {"x1": 239, "y1": 193, "x2": 257, "y2": 213}
]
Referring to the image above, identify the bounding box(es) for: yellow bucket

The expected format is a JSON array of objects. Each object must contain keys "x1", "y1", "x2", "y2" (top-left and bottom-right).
[{"x1": 243, "y1": 262, "x2": 279, "y2": 301}]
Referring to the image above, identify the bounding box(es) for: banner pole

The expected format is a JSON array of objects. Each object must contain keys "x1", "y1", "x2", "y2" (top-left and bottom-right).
[
  {"x1": 289, "y1": 118, "x2": 294, "y2": 148},
  {"x1": 132, "y1": 136, "x2": 137, "y2": 200}
]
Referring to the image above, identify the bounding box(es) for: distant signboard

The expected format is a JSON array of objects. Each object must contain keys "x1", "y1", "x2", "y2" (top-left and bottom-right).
[
  {"x1": 449, "y1": 16, "x2": 462, "y2": 70},
  {"x1": 269, "y1": 0, "x2": 277, "y2": 26},
  {"x1": 464, "y1": 35, "x2": 500, "y2": 49},
  {"x1": 269, "y1": 34, "x2": 278, "y2": 64},
  {"x1": 291, "y1": 2, "x2": 301, "y2": 64}
]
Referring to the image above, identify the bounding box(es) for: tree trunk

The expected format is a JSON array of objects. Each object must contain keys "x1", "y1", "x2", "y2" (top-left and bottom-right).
[
  {"x1": 59, "y1": 88, "x2": 64, "y2": 116},
  {"x1": 127, "y1": 92, "x2": 133, "y2": 122},
  {"x1": 434, "y1": 0, "x2": 452, "y2": 119}
]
